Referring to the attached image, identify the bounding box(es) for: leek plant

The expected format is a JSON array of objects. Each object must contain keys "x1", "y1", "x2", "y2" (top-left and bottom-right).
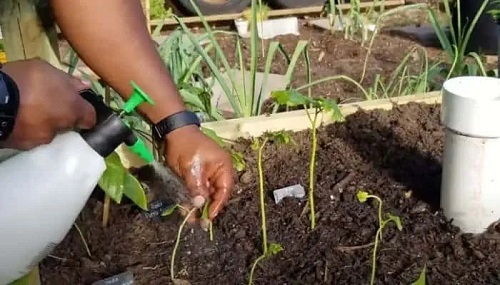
[
  {"x1": 360, "y1": 3, "x2": 428, "y2": 84},
  {"x1": 173, "y1": 0, "x2": 311, "y2": 118},
  {"x1": 367, "y1": 46, "x2": 444, "y2": 99},
  {"x1": 428, "y1": 0, "x2": 491, "y2": 79}
]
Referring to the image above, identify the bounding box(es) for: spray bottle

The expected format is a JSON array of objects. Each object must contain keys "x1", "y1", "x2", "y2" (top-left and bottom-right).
[{"x1": 0, "y1": 82, "x2": 155, "y2": 284}]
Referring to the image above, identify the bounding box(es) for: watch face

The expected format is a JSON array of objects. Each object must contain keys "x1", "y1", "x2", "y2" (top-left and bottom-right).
[{"x1": 0, "y1": 76, "x2": 9, "y2": 105}]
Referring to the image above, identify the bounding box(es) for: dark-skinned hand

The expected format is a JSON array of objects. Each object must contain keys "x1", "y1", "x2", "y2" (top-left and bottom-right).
[
  {"x1": 0, "y1": 59, "x2": 96, "y2": 150},
  {"x1": 163, "y1": 125, "x2": 235, "y2": 227}
]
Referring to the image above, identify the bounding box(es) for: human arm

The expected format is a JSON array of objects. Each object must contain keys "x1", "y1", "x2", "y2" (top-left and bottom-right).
[{"x1": 49, "y1": 0, "x2": 235, "y2": 221}]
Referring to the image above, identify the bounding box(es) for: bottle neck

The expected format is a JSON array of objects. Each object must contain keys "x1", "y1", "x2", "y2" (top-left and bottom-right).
[{"x1": 78, "y1": 90, "x2": 133, "y2": 158}]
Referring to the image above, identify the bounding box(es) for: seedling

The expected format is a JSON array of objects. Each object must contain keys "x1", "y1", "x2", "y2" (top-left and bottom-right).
[
  {"x1": 271, "y1": 90, "x2": 344, "y2": 230},
  {"x1": 170, "y1": 207, "x2": 197, "y2": 284},
  {"x1": 201, "y1": 200, "x2": 214, "y2": 241},
  {"x1": 248, "y1": 131, "x2": 291, "y2": 284},
  {"x1": 98, "y1": 151, "x2": 149, "y2": 227},
  {"x1": 356, "y1": 190, "x2": 403, "y2": 285},
  {"x1": 411, "y1": 264, "x2": 427, "y2": 285},
  {"x1": 248, "y1": 243, "x2": 283, "y2": 285}
]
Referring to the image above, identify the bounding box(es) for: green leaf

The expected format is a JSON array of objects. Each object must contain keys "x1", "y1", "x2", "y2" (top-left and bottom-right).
[
  {"x1": 318, "y1": 98, "x2": 345, "y2": 122},
  {"x1": 202, "y1": 127, "x2": 225, "y2": 148},
  {"x1": 123, "y1": 173, "x2": 148, "y2": 211},
  {"x1": 271, "y1": 131, "x2": 292, "y2": 145},
  {"x1": 231, "y1": 151, "x2": 246, "y2": 172},
  {"x1": 411, "y1": 264, "x2": 427, "y2": 285},
  {"x1": 386, "y1": 213, "x2": 403, "y2": 231},
  {"x1": 271, "y1": 90, "x2": 313, "y2": 107},
  {"x1": 201, "y1": 200, "x2": 210, "y2": 220},
  {"x1": 356, "y1": 190, "x2": 369, "y2": 203},
  {"x1": 161, "y1": 204, "x2": 179, "y2": 216},
  {"x1": 251, "y1": 139, "x2": 260, "y2": 151},
  {"x1": 8, "y1": 268, "x2": 40, "y2": 285},
  {"x1": 98, "y1": 152, "x2": 127, "y2": 203},
  {"x1": 267, "y1": 243, "x2": 284, "y2": 257}
]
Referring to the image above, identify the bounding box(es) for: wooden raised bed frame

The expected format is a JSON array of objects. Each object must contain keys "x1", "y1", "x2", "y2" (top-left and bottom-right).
[{"x1": 119, "y1": 91, "x2": 442, "y2": 168}]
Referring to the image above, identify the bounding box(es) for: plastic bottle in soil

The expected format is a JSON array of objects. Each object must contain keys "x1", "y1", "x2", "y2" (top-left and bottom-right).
[{"x1": 0, "y1": 82, "x2": 155, "y2": 285}]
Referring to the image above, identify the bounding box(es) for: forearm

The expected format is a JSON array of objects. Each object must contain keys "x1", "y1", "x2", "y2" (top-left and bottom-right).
[{"x1": 50, "y1": 0, "x2": 186, "y2": 124}]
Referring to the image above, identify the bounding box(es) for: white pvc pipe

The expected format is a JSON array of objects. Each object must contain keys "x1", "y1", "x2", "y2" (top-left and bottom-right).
[{"x1": 441, "y1": 76, "x2": 500, "y2": 234}]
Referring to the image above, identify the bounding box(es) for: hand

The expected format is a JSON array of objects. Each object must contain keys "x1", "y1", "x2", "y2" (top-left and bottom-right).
[
  {"x1": 164, "y1": 125, "x2": 235, "y2": 226},
  {"x1": 0, "y1": 59, "x2": 97, "y2": 150}
]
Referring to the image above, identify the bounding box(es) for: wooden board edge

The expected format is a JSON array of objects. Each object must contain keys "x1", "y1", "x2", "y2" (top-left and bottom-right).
[
  {"x1": 201, "y1": 91, "x2": 442, "y2": 141},
  {"x1": 151, "y1": 0, "x2": 405, "y2": 26}
]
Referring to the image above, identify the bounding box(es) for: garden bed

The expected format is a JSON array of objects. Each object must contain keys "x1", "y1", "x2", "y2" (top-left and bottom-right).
[{"x1": 40, "y1": 101, "x2": 500, "y2": 284}]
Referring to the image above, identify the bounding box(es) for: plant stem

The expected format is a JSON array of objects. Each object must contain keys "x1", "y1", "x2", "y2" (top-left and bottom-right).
[
  {"x1": 170, "y1": 208, "x2": 197, "y2": 281},
  {"x1": 209, "y1": 221, "x2": 214, "y2": 241},
  {"x1": 370, "y1": 219, "x2": 389, "y2": 285},
  {"x1": 368, "y1": 194, "x2": 384, "y2": 239},
  {"x1": 102, "y1": 194, "x2": 111, "y2": 227},
  {"x1": 74, "y1": 223, "x2": 92, "y2": 257},
  {"x1": 258, "y1": 138, "x2": 269, "y2": 253},
  {"x1": 309, "y1": 113, "x2": 319, "y2": 230},
  {"x1": 248, "y1": 254, "x2": 266, "y2": 285}
]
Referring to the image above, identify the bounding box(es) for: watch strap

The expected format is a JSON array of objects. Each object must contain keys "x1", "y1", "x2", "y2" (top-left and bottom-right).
[{"x1": 153, "y1": 110, "x2": 200, "y2": 140}]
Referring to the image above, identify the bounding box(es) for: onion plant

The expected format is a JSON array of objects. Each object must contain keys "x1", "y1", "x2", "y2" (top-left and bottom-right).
[
  {"x1": 428, "y1": 0, "x2": 491, "y2": 79},
  {"x1": 173, "y1": 0, "x2": 311, "y2": 118}
]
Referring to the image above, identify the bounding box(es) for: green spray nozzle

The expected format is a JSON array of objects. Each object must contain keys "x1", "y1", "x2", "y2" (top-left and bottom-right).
[
  {"x1": 122, "y1": 81, "x2": 155, "y2": 114},
  {"x1": 122, "y1": 81, "x2": 155, "y2": 164},
  {"x1": 127, "y1": 135, "x2": 154, "y2": 164}
]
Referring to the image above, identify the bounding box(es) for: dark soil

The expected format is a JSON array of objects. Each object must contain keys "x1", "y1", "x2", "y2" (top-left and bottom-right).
[{"x1": 40, "y1": 102, "x2": 500, "y2": 285}]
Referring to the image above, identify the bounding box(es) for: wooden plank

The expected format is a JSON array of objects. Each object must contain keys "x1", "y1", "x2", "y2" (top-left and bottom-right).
[
  {"x1": 201, "y1": 91, "x2": 442, "y2": 141},
  {"x1": 0, "y1": 0, "x2": 61, "y2": 68},
  {"x1": 152, "y1": 0, "x2": 405, "y2": 26},
  {"x1": 141, "y1": 0, "x2": 152, "y2": 34}
]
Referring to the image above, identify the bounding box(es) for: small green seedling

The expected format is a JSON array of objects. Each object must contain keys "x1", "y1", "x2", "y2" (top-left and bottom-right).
[
  {"x1": 99, "y1": 151, "x2": 149, "y2": 227},
  {"x1": 201, "y1": 199, "x2": 214, "y2": 241},
  {"x1": 248, "y1": 243, "x2": 283, "y2": 285},
  {"x1": 248, "y1": 131, "x2": 291, "y2": 284},
  {"x1": 411, "y1": 264, "x2": 427, "y2": 285},
  {"x1": 161, "y1": 203, "x2": 179, "y2": 217},
  {"x1": 170, "y1": 207, "x2": 197, "y2": 284},
  {"x1": 272, "y1": 90, "x2": 344, "y2": 230},
  {"x1": 356, "y1": 190, "x2": 403, "y2": 285}
]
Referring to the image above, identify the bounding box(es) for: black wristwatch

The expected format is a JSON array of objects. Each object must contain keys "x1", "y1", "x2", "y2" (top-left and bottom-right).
[
  {"x1": 0, "y1": 69, "x2": 20, "y2": 141},
  {"x1": 152, "y1": 110, "x2": 201, "y2": 141}
]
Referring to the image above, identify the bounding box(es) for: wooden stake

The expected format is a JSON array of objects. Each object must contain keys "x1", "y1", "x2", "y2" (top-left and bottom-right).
[
  {"x1": 0, "y1": 0, "x2": 61, "y2": 68},
  {"x1": 102, "y1": 85, "x2": 112, "y2": 228}
]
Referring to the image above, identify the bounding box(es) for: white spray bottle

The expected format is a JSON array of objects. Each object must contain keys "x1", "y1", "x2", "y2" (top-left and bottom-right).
[{"x1": 0, "y1": 82, "x2": 155, "y2": 284}]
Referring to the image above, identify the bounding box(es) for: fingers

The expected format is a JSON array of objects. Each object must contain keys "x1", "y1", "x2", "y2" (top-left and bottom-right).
[
  {"x1": 68, "y1": 76, "x2": 96, "y2": 130},
  {"x1": 207, "y1": 166, "x2": 234, "y2": 221},
  {"x1": 182, "y1": 157, "x2": 211, "y2": 208},
  {"x1": 74, "y1": 95, "x2": 97, "y2": 129}
]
